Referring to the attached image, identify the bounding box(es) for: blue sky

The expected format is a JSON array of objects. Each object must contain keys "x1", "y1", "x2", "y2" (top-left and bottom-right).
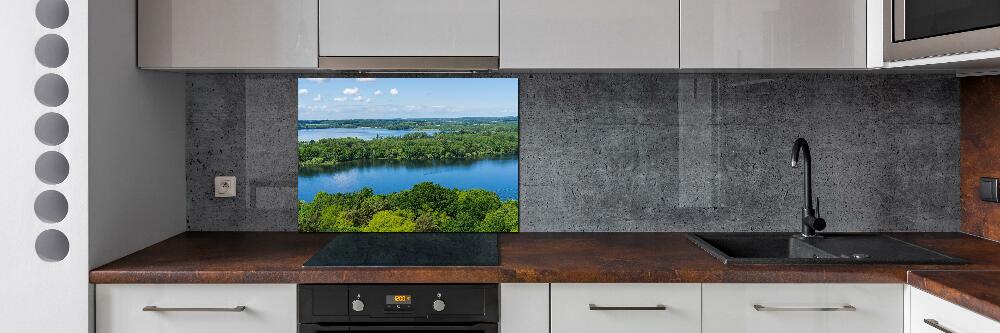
[{"x1": 297, "y1": 78, "x2": 518, "y2": 120}]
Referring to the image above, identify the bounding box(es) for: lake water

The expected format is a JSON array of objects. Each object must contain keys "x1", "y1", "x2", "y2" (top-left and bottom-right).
[
  {"x1": 298, "y1": 127, "x2": 518, "y2": 201},
  {"x1": 298, "y1": 158, "x2": 518, "y2": 201},
  {"x1": 298, "y1": 127, "x2": 440, "y2": 141}
]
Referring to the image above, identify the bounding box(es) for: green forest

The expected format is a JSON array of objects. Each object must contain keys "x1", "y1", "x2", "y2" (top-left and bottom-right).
[
  {"x1": 298, "y1": 119, "x2": 517, "y2": 167},
  {"x1": 299, "y1": 182, "x2": 519, "y2": 232},
  {"x1": 298, "y1": 117, "x2": 519, "y2": 232}
]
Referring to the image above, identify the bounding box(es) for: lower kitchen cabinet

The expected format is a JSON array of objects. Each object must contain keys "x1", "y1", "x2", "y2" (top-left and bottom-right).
[
  {"x1": 96, "y1": 284, "x2": 297, "y2": 333},
  {"x1": 551, "y1": 283, "x2": 701, "y2": 333},
  {"x1": 702, "y1": 283, "x2": 904, "y2": 333},
  {"x1": 500, "y1": 283, "x2": 549, "y2": 333},
  {"x1": 909, "y1": 286, "x2": 1000, "y2": 333}
]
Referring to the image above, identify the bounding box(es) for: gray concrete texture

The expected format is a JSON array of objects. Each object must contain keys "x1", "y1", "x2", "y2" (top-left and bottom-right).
[{"x1": 186, "y1": 73, "x2": 960, "y2": 232}]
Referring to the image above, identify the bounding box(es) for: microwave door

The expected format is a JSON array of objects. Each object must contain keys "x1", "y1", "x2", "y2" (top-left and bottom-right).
[
  {"x1": 885, "y1": 0, "x2": 1000, "y2": 61},
  {"x1": 896, "y1": 0, "x2": 1000, "y2": 42}
]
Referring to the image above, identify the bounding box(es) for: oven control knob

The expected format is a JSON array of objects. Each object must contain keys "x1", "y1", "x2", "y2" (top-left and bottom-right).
[
  {"x1": 432, "y1": 299, "x2": 446, "y2": 312},
  {"x1": 351, "y1": 299, "x2": 365, "y2": 312}
]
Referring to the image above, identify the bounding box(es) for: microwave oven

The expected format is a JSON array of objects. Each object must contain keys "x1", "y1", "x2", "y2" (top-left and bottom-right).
[{"x1": 884, "y1": 0, "x2": 1000, "y2": 62}]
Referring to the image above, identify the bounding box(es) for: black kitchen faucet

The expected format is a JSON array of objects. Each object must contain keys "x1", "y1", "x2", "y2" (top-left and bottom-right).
[{"x1": 791, "y1": 138, "x2": 826, "y2": 238}]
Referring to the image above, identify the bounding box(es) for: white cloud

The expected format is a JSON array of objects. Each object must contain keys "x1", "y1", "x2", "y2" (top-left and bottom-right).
[
  {"x1": 365, "y1": 98, "x2": 371, "y2": 103},
  {"x1": 353, "y1": 95, "x2": 364, "y2": 101},
  {"x1": 298, "y1": 89, "x2": 309, "y2": 95},
  {"x1": 355, "y1": 78, "x2": 377, "y2": 82},
  {"x1": 373, "y1": 90, "x2": 384, "y2": 96},
  {"x1": 389, "y1": 88, "x2": 399, "y2": 95},
  {"x1": 304, "y1": 78, "x2": 328, "y2": 83},
  {"x1": 405, "y1": 105, "x2": 419, "y2": 110},
  {"x1": 333, "y1": 97, "x2": 347, "y2": 102},
  {"x1": 431, "y1": 105, "x2": 446, "y2": 108},
  {"x1": 343, "y1": 87, "x2": 360, "y2": 95},
  {"x1": 302, "y1": 105, "x2": 328, "y2": 112},
  {"x1": 312, "y1": 94, "x2": 322, "y2": 102}
]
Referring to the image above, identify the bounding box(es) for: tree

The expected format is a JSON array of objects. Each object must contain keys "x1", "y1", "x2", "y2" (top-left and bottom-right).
[
  {"x1": 344, "y1": 194, "x2": 388, "y2": 226},
  {"x1": 361, "y1": 210, "x2": 416, "y2": 232},
  {"x1": 475, "y1": 201, "x2": 519, "y2": 232},
  {"x1": 449, "y1": 189, "x2": 502, "y2": 232},
  {"x1": 317, "y1": 205, "x2": 356, "y2": 232},
  {"x1": 414, "y1": 210, "x2": 452, "y2": 232},
  {"x1": 389, "y1": 182, "x2": 457, "y2": 213}
]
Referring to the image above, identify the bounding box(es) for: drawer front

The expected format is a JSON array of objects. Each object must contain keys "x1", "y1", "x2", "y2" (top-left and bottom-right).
[
  {"x1": 703, "y1": 283, "x2": 903, "y2": 333},
  {"x1": 910, "y1": 287, "x2": 1000, "y2": 333},
  {"x1": 551, "y1": 283, "x2": 701, "y2": 333},
  {"x1": 96, "y1": 284, "x2": 297, "y2": 333}
]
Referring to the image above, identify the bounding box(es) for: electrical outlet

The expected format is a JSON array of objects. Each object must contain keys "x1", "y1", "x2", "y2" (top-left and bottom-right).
[
  {"x1": 980, "y1": 177, "x2": 999, "y2": 202},
  {"x1": 215, "y1": 176, "x2": 236, "y2": 198}
]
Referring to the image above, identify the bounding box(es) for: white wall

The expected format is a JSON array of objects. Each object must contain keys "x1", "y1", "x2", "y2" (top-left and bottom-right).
[
  {"x1": 0, "y1": 0, "x2": 90, "y2": 331},
  {"x1": 88, "y1": 0, "x2": 186, "y2": 269},
  {"x1": 0, "y1": 0, "x2": 185, "y2": 331}
]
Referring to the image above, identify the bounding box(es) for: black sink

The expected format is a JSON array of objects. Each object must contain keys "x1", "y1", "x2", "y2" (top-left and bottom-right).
[{"x1": 687, "y1": 233, "x2": 966, "y2": 265}]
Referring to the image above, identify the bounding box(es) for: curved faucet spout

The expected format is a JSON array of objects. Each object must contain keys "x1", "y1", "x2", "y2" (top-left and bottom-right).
[
  {"x1": 791, "y1": 138, "x2": 824, "y2": 237},
  {"x1": 791, "y1": 138, "x2": 810, "y2": 169},
  {"x1": 791, "y1": 138, "x2": 813, "y2": 207}
]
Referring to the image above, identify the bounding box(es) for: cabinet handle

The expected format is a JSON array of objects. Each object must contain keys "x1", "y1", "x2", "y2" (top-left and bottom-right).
[
  {"x1": 923, "y1": 319, "x2": 955, "y2": 333},
  {"x1": 753, "y1": 304, "x2": 856, "y2": 312},
  {"x1": 588, "y1": 304, "x2": 667, "y2": 311},
  {"x1": 142, "y1": 306, "x2": 247, "y2": 312}
]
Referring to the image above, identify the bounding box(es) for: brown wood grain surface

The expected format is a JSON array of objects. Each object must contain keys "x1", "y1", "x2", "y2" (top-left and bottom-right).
[
  {"x1": 90, "y1": 232, "x2": 1000, "y2": 284},
  {"x1": 909, "y1": 270, "x2": 1000, "y2": 323},
  {"x1": 961, "y1": 76, "x2": 1000, "y2": 242}
]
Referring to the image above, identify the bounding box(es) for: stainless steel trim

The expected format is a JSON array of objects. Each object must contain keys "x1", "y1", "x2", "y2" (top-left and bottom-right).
[
  {"x1": 923, "y1": 319, "x2": 955, "y2": 333},
  {"x1": 318, "y1": 57, "x2": 499, "y2": 71},
  {"x1": 753, "y1": 304, "x2": 856, "y2": 312},
  {"x1": 588, "y1": 304, "x2": 667, "y2": 311},
  {"x1": 142, "y1": 306, "x2": 247, "y2": 312},
  {"x1": 892, "y1": 0, "x2": 905, "y2": 41},
  {"x1": 884, "y1": 0, "x2": 1000, "y2": 62}
]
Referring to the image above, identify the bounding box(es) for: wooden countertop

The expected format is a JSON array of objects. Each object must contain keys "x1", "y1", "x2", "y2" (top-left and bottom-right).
[
  {"x1": 91, "y1": 232, "x2": 1000, "y2": 284},
  {"x1": 908, "y1": 270, "x2": 1000, "y2": 323},
  {"x1": 89, "y1": 232, "x2": 1000, "y2": 321}
]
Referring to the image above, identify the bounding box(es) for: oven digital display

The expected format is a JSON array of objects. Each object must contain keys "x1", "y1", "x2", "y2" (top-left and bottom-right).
[{"x1": 386, "y1": 295, "x2": 412, "y2": 305}]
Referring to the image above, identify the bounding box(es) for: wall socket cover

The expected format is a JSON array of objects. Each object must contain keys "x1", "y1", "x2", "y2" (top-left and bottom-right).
[
  {"x1": 980, "y1": 177, "x2": 999, "y2": 203},
  {"x1": 215, "y1": 176, "x2": 236, "y2": 198}
]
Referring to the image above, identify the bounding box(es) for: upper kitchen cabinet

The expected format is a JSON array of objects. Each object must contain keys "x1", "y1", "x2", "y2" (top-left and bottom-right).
[
  {"x1": 138, "y1": 0, "x2": 318, "y2": 69},
  {"x1": 681, "y1": 0, "x2": 876, "y2": 69},
  {"x1": 501, "y1": 0, "x2": 680, "y2": 69},
  {"x1": 318, "y1": 0, "x2": 500, "y2": 70}
]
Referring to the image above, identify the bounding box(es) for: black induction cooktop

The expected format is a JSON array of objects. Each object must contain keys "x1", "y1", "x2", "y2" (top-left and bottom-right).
[{"x1": 303, "y1": 233, "x2": 500, "y2": 267}]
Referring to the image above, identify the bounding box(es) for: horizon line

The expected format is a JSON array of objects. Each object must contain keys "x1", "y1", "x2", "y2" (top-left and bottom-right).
[{"x1": 299, "y1": 116, "x2": 517, "y2": 121}]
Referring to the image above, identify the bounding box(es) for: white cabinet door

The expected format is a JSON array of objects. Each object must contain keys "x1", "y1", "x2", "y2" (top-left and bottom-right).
[
  {"x1": 551, "y1": 283, "x2": 701, "y2": 333},
  {"x1": 702, "y1": 283, "x2": 904, "y2": 333},
  {"x1": 138, "y1": 0, "x2": 318, "y2": 69},
  {"x1": 680, "y1": 0, "x2": 868, "y2": 68},
  {"x1": 96, "y1": 284, "x2": 297, "y2": 333},
  {"x1": 319, "y1": 0, "x2": 499, "y2": 57},
  {"x1": 500, "y1": 284, "x2": 548, "y2": 333},
  {"x1": 501, "y1": 0, "x2": 680, "y2": 69},
  {"x1": 910, "y1": 287, "x2": 1000, "y2": 333}
]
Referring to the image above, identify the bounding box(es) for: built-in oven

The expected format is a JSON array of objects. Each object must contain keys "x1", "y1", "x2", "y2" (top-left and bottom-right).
[
  {"x1": 299, "y1": 284, "x2": 498, "y2": 333},
  {"x1": 885, "y1": 0, "x2": 1000, "y2": 61}
]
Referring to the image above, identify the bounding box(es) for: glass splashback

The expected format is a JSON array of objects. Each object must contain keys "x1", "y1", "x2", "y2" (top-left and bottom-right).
[{"x1": 296, "y1": 78, "x2": 519, "y2": 232}]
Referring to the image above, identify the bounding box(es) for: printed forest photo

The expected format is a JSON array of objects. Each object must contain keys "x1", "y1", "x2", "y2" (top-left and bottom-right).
[{"x1": 297, "y1": 78, "x2": 519, "y2": 232}]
